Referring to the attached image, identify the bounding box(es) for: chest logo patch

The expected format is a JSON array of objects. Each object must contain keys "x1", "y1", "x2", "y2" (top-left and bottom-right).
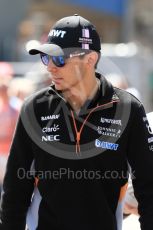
[{"x1": 95, "y1": 139, "x2": 119, "y2": 151}]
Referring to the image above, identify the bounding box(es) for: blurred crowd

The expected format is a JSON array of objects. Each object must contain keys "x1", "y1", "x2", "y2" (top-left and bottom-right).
[{"x1": 0, "y1": 61, "x2": 51, "y2": 193}]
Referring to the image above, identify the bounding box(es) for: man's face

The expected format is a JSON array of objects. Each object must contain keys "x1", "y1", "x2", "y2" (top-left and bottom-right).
[{"x1": 47, "y1": 55, "x2": 88, "y2": 91}]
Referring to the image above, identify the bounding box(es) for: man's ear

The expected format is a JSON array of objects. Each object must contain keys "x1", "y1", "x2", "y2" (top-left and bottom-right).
[{"x1": 86, "y1": 52, "x2": 99, "y2": 67}]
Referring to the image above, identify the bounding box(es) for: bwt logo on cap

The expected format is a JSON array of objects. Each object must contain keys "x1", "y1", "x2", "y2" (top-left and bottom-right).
[{"x1": 48, "y1": 29, "x2": 67, "y2": 38}]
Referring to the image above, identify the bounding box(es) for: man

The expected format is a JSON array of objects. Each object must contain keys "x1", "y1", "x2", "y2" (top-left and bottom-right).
[{"x1": 1, "y1": 14, "x2": 153, "y2": 230}]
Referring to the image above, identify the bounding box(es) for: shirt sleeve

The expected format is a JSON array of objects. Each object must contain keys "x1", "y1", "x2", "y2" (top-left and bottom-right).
[
  {"x1": 0, "y1": 112, "x2": 35, "y2": 230},
  {"x1": 127, "y1": 103, "x2": 153, "y2": 230}
]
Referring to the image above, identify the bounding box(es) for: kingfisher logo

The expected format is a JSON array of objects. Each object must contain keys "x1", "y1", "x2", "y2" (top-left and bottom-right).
[
  {"x1": 100, "y1": 117, "x2": 122, "y2": 126},
  {"x1": 95, "y1": 139, "x2": 119, "y2": 151}
]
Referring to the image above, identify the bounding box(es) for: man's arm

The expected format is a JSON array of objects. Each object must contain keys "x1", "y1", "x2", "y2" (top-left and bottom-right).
[
  {"x1": 0, "y1": 113, "x2": 35, "y2": 230},
  {"x1": 124, "y1": 178, "x2": 138, "y2": 215},
  {"x1": 127, "y1": 103, "x2": 153, "y2": 230}
]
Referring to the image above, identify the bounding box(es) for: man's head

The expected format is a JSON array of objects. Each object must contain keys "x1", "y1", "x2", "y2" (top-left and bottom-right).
[{"x1": 28, "y1": 14, "x2": 101, "y2": 91}]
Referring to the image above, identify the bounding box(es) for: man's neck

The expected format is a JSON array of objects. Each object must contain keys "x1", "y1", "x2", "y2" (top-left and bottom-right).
[{"x1": 62, "y1": 76, "x2": 100, "y2": 112}]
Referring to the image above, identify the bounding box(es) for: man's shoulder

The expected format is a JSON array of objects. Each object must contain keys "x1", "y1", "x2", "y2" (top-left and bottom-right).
[
  {"x1": 22, "y1": 86, "x2": 55, "y2": 108},
  {"x1": 114, "y1": 87, "x2": 142, "y2": 107}
]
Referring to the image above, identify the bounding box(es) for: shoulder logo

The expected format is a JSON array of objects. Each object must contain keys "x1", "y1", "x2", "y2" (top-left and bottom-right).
[{"x1": 148, "y1": 137, "x2": 153, "y2": 143}]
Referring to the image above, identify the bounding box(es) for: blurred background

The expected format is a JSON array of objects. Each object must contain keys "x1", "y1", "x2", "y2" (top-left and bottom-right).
[
  {"x1": 1, "y1": 0, "x2": 153, "y2": 110},
  {"x1": 0, "y1": 2, "x2": 153, "y2": 228},
  {"x1": 0, "y1": 0, "x2": 153, "y2": 195}
]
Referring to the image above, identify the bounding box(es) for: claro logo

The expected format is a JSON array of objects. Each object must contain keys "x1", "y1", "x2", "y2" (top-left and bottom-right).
[{"x1": 42, "y1": 124, "x2": 59, "y2": 133}]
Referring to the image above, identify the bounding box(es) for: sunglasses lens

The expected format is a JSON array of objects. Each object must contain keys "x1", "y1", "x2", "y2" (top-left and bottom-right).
[
  {"x1": 52, "y1": 56, "x2": 65, "y2": 67},
  {"x1": 40, "y1": 54, "x2": 49, "y2": 66},
  {"x1": 40, "y1": 54, "x2": 65, "y2": 67}
]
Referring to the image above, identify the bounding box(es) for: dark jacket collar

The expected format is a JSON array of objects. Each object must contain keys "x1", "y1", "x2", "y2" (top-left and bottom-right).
[{"x1": 97, "y1": 74, "x2": 119, "y2": 105}]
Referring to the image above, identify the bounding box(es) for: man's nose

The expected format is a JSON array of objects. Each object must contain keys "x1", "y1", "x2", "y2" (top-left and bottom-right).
[{"x1": 47, "y1": 60, "x2": 58, "y2": 73}]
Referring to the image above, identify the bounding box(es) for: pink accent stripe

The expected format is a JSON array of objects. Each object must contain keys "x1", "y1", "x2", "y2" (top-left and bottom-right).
[
  {"x1": 82, "y1": 44, "x2": 89, "y2": 49},
  {"x1": 82, "y1": 29, "x2": 90, "y2": 38}
]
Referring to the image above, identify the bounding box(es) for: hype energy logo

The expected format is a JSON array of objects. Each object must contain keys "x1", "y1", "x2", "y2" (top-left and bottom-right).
[{"x1": 95, "y1": 139, "x2": 119, "y2": 151}]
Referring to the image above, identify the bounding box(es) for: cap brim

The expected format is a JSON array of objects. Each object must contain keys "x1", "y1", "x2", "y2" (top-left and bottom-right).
[{"x1": 28, "y1": 43, "x2": 64, "y2": 56}]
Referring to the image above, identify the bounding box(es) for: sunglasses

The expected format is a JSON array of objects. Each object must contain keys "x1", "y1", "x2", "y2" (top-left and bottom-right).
[
  {"x1": 40, "y1": 53, "x2": 66, "y2": 67},
  {"x1": 40, "y1": 51, "x2": 89, "y2": 68}
]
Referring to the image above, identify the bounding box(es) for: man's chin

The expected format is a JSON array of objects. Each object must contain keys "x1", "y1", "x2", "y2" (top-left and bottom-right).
[{"x1": 54, "y1": 84, "x2": 67, "y2": 91}]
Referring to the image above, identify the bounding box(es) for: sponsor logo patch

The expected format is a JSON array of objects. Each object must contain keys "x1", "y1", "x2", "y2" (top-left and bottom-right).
[
  {"x1": 42, "y1": 124, "x2": 60, "y2": 133},
  {"x1": 41, "y1": 114, "x2": 60, "y2": 121},
  {"x1": 143, "y1": 116, "x2": 153, "y2": 135},
  {"x1": 95, "y1": 139, "x2": 119, "y2": 151},
  {"x1": 48, "y1": 29, "x2": 66, "y2": 38},
  {"x1": 97, "y1": 126, "x2": 121, "y2": 138},
  {"x1": 100, "y1": 117, "x2": 122, "y2": 126},
  {"x1": 42, "y1": 135, "x2": 60, "y2": 142},
  {"x1": 146, "y1": 124, "x2": 153, "y2": 135},
  {"x1": 149, "y1": 145, "x2": 153, "y2": 151},
  {"x1": 148, "y1": 137, "x2": 153, "y2": 143}
]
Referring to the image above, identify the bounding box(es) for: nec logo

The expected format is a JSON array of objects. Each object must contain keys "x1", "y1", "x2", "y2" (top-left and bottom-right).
[{"x1": 49, "y1": 29, "x2": 66, "y2": 38}]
